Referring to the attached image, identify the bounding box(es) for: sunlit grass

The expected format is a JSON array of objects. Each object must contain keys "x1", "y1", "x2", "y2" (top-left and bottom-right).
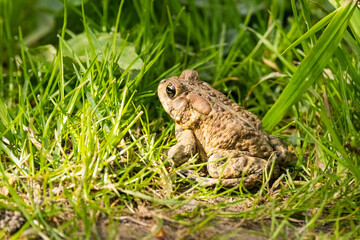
[{"x1": 0, "y1": 0, "x2": 359, "y2": 239}]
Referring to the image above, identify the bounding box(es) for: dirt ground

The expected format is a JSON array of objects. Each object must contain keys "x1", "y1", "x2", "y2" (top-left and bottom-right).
[
  {"x1": 5, "y1": 196, "x2": 335, "y2": 240},
  {"x1": 3, "y1": 184, "x2": 332, "y2": 239},
  {"x1": 93, "y1": 195, "x2": 300, "y2": 240},
  {"x1": 105, "y1": 217, "x2": 270, "y2": 240},
  {"x1": 3, "y1": 197, "x2": 283, "y2": 240}
]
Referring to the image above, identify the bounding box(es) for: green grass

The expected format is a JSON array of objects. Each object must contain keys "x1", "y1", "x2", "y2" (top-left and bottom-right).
[{"x1": 1, "y1": 0, "x2": 360, "y2": 239}]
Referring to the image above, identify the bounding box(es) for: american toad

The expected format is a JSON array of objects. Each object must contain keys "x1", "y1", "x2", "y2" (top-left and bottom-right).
[{"x1": 158, "y1": 69, "x2": 293, "y2": 188}]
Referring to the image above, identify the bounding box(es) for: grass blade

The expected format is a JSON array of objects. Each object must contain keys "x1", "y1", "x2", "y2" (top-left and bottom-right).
[
  {"x1": 281, "y1": 10, "x2": 336, "y2": 54},
  {"x1": 262, "y1": 1, "x2": 357, "y2": 131},
  {"x1": 329, "y1": 0, "x2": 360, "y2": 44}
]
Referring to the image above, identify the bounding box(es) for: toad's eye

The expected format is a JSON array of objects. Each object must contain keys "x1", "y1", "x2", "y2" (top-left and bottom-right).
[{"x1": 166, "y1": 83, "x2": 176, "y2": 98}]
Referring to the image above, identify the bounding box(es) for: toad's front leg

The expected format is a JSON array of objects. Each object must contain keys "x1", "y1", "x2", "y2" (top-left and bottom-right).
[{"x1": 168, "y1": 125, "x2": 197, "y2": 167}]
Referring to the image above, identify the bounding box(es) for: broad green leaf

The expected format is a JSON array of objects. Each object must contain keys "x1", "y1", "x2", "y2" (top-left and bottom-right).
[
  {"x1": 28, "y1": 44, "x2": 57, "y2": 72},
  {"x1": 63, "y1": 32, "x2": 143, "y2": 70},
  {"x1": 262, "y1": 0, "x2": 357, "y2": 131}
]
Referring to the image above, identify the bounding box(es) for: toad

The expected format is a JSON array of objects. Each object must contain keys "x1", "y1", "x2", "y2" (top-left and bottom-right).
[{"x1": 158, "y1": 69, "x2": 293, "y2": 188}]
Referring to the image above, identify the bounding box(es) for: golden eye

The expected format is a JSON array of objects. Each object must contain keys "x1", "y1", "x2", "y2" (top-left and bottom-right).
[{"x1": 166, "y1": 83, "x2": 176, "y2": 98}]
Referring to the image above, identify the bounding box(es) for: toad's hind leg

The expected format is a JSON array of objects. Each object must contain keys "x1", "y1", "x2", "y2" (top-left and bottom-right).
[
  {"x1": 206, "y1": 151, "x2": 279, "y2": 188},
  {"x1": 207, "y1": 151, "x2": 266, "y2": 178},
  {"x1": 181, "y1": 170, "x2": 263, "y2": 188}
]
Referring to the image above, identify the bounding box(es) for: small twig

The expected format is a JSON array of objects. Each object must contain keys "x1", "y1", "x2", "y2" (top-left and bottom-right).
[{"x1": 113, "y1": 216, "x2": 150, "y2": 227}]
